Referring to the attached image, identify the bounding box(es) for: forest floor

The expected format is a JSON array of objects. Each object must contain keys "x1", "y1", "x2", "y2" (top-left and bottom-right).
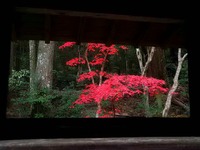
[
  {"x1": 129, "y1": 86, "x2": 189, "y2": 118},
  {"x1": 7, "y1": 86, "x2": 190, "y2": 118}
]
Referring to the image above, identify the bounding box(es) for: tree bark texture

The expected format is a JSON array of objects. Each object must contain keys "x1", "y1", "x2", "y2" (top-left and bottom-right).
[
  {"x1": 162, "y1": 48, "x2": 187, "y2": 117},
  {"x1": 136, "y1": 47, "x2": 155, "y2": 117},
  {"x1": 146, "y1": 47, "x2": 167, "y2": 80},
  {"x1": 36, "y1": 41, "x2": 55, "y2": 89},
  {"x1": 29, "y1": 40, "x2": 37, "y2": 92}
]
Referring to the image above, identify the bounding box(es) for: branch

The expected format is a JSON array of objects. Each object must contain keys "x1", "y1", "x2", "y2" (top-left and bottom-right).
[
  {"x1": 172, "y1": 98, "x2": 190, "y2": 112},
  {"x1": 136, "y1": 47, "x2": 155, "y2": 117},
  {"x1": 142, "y1": 47, "x2": 155, "y2": 76},
  {"x1": 136, "y1": 48, "x2": 144, "y2": 74},
  {"x1": 85, "y1": 48, "x2": 95, "y2": 84},
  {"x1": 162, "y1": 48, "x2": 188, "y2": 117},
  {"x1": 136, "y1": 47, "x2": 155, "y2": 76},
  {"x1": 99, "y1": 53, "x2": 108, "y2": 86}
]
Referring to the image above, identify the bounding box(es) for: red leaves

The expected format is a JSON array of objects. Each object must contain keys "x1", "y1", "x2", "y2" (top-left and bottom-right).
[
  {"x1": 74, "y1": 84, "x2": 98, "y2": 104},
  {"x1": 59, "y1": 42, "x2": 76, "y2": 49},
  {"x1": 90, "y1": 58, "x2": 105, "y2": 66},
  {"x1": 74, "y1": 75, "x2": 169, "y2": 105},
  {"x1": 87, "y1": 43, "x2": 101, "y2": 51},
  {"x1": 66, "y1": 57, "x2": 85, "y2": 66},
  {"x1": 77, "y1": 71, "x2": 98, "y2": 82},
  {"x1": 119, "y1": 45, "x2": 128, "y2": 50},
  {"x1": 59, "y1": 41, "x2": 169, "y2": 116},
  {"x1": 87, "y1": 43, "x2": 118, "y2": 55}
]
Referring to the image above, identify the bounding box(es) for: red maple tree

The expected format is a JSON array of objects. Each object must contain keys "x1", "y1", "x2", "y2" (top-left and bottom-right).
[{"x1": 59, "y1": 42, "x2": 168, "y2": 118}]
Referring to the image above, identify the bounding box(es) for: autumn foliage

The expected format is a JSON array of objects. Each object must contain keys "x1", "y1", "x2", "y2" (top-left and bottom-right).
[
  {"x1": 74, "y1": 75, "x2": 168, "y2": 104},
  {"x1": 59, "y1": 42, "x2": 169, "y2": 117}
]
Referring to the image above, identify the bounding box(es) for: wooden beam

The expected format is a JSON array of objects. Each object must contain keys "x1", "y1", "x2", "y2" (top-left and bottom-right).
[
  {"x1": 16, "y1": 7, "x2": 184, "y2": 24},
  {"x1": 132, "y1": 23, "x2": 150, "y2": 46},
  {"x1": 45, "y1": 15, "x2": 51, "y2": 44},
  {"x1": 161, "y1": 25, "x2": 183, "y2": 46}
]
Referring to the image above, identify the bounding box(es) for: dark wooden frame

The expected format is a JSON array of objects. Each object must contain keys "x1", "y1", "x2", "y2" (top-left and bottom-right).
[{"x1": 0, "y1": 0, "x2": 199, "y2": 140}]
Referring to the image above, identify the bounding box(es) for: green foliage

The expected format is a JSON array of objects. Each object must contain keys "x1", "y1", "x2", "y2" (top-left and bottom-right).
[
  {"x1": 178, "y1": 59, "x2": 189, "y2": 102},
  {"x1": 11, "y1": 88, "x2": 58, "y2": 118},
  {"x1": 11, "y1": 88, "x2": 84, "y2": 118},
  {"x1": 10, "y1": 100, "x2": 32, "y2": 118},
  {"x1": 54, "y1": 89, "x2": 84, "y2": 118},
  {"x1": 9, "y1": 69, "x2": 30, "y2": 92},
  {"x1": 179, "y1": 60, "x2": 188, "y2": 86},
  {"x1": 34, "y1": 113, "x2": 45, "y2": 118},
  {"x1": 101, "y1": 100, "x2": 112, "y2": 109},
  {"x1": 84, "y1": 107, "x2": 96, "y2": 118},
  {"x1": 108, "y1": 46, "x2": 139, "y2": 75},
  {"x1": 149, "y1": 94, "x2": 165, "y2": 117},
  {"x1": 135, "y1": 94, "x2": 165, "y2": 117},
  {"x1": 19, "y1": 51, "x2": 29, "y2": 69},
  {"x1": 53, "y1": 70, "x2": 68, "y2": 89}
]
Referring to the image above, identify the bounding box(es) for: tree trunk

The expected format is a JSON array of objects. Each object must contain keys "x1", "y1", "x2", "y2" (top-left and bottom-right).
[
  {"x1": 85, "y1": 48, "x2": 95, "y2": 84},
  {"x1": 29, "y1": 40, "x2": 37, "y2": 92},
  {"x1": 146, "y1": 47, "x2": 167, "y2": 81},
  {"x1": 36, "y1": 41, "x2": 55, "y2": 89},
  {"x1": 10, "y1": 41, "x2": 14, "y2": 73},
  {"x1": 136, "y1": 47, "x2": 155, "y2": 117},
  {"x1": 77, "y1": 45, "x2": 83, "y2": 78},
  {"x1": 31, "y1": 41, "x2": 55, "y2": 117},
  {"x1": 11, "y1": 41, "x2": 18, "y2": 71},
  {"x1": 162, "y1": 48, "x2": 187, "y2": 117}
]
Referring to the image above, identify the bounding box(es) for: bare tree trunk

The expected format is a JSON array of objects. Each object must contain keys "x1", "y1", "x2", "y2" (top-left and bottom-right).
[
  {"x1": 10, "y1": 41, "x2": 14, "y2": 73},
  {"x1": 136, "y1": 47, "x2": 155, "y2": 76},
  {"x1": 146, "y1": 47, "x2": 167, "y2": 80},
  {"x1": 136, "y1": 47, "x2": 155, "y2": 117},
  {"x1": 10, "y1": 41, "x2": 17, "y2": 71},
  {"x1": 96, "y1": 102, "x2": 101, "y2": 118},
  {"x1": 162, "y1": 48, "x2": 187, "y2": 117},
  {"x1": 172, "y1": 98, "x2": 190, "y2": 112},
  {"x1": 36, "y1": 41, "x2": 55, "y2": 89},
  {"x1": 125, "y1": 51, "x2": 128, "y2": 74},
  {"x1": 136, "y1": 48, "x2": 144, "y2": 75},
  {"x1": 144, "y1": 86, "x2": 151, "y2": 117},
  {"x1": 31, "y1": 41, "x2": 55, "y2": 117},
  {"x1": 99, "y1": 53, "x2": 108, "y2": 86},
  {"x1": 29, "y1": 40, "x2": 37, "y2": 114},
  {"x1": 29, "y1": 40, "x2": 37, "y2": 92},
  {"x1": 7, "y1": 41, "x2": 15, "y2": 108},
  {"x1": 85, "y1": 48, "x2": 95, "y2": 84},
  {"x1": 77, "y1": 45, "x2": 82, "y2": 78},
  {"x1": 95, "y1": 53, "x2": 108, "y2": 118}
]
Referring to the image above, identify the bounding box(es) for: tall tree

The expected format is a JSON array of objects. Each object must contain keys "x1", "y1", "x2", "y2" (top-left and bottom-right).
[
  {"x1": 136, "y1": 47, "x2": 155, "y2": 117},
  {"x1": 29, "y1": 40, "x2": 37, "y2": 92},
  {"x1": 162, "y1": 48, "x2": 187, "y2": 117},
  {"x1": 9, "y1": 41, "x2": 18, "y2": 72},
  {"x1": 36, "y1": 41, "x2": 55, "y2": 89},
  {"x1": 146, "y1": 47, "x2": 168, "y2": 81},
  {"x1": 9, "y1": 41, "x2": 14, "y2": 73},
  {"x1": 30, "y1": 41, "x2": 55, "y2": 117}
]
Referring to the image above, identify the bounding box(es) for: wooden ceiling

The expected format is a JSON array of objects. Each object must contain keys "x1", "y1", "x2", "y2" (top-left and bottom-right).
[{"x1": 11, "y1": 0, "x2": 189, "y2": 48}]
